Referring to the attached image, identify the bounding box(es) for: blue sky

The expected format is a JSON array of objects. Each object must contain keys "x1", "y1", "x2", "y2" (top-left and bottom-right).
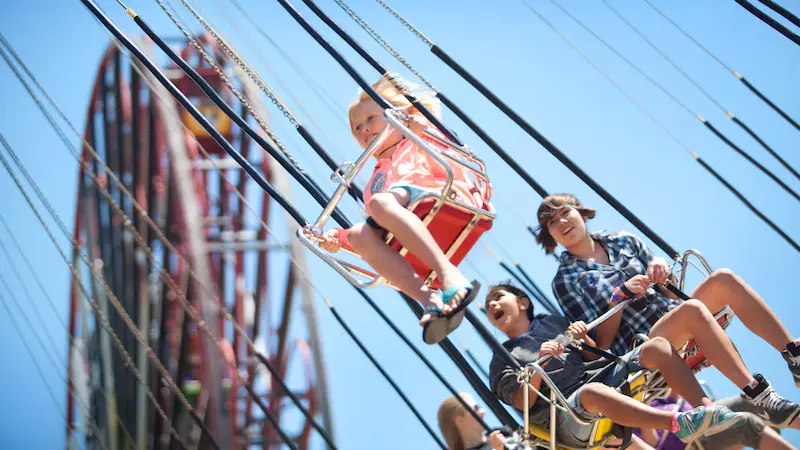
[{"x1": 0, "y1": 0, "x2": 798, "y2": 448}]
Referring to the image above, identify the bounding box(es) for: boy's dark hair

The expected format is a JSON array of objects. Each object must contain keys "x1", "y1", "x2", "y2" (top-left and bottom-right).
[{"x1": 487, "y1": 280, "x2": 534, "y2": 321}]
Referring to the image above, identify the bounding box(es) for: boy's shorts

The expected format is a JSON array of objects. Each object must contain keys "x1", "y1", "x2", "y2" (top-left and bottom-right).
[{"x1": 555, "y1": 346, "x2": 645, "y2": 447}]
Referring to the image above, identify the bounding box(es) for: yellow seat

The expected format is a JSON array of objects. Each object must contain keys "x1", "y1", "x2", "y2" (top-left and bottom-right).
[{"x1": 525, "y1": 372, "x2": 647, "y2": 449}]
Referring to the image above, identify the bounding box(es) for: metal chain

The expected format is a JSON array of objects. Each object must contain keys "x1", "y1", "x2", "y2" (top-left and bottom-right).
[
  {"x1": 0, "y1": 143, "x2": 186, "y2": 449},
  {"x1": 154, "y1": 0, "x2": 306, "y2": 175},
  {"x1": 334, "y1": 0, "x2": 435, "y2": 91},
  {"x1": 373, "y1": 0, "x2": 434, "y2": 48}
]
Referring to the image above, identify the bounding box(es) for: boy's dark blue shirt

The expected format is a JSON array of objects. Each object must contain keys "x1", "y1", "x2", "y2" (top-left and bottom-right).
[{"x1": 489, "y1": 314, "x2": 611, "y2": 426}]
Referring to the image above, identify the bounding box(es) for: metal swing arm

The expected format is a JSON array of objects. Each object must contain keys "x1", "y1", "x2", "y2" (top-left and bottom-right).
[{"x1": 297, "y1": 108, "x2": 495, "y2": 289}]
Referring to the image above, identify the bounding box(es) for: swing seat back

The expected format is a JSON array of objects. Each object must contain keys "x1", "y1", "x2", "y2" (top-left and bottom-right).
[{"x1": 386, "y1": 196, "x2": 493, "y2": 290}]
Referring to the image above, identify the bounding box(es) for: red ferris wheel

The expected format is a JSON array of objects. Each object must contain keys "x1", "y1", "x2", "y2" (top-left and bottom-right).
[{"x1": 66, "y1": 34, "x2": 332, "y2": 450}]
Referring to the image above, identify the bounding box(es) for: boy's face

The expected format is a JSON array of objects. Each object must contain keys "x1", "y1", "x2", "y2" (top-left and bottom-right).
[
  {"x1": 546, "y1": 206, "x2": 588, "y2": 249},
  {"x1": 485, "y1": 288, "x2": 529, "y2": 334}
]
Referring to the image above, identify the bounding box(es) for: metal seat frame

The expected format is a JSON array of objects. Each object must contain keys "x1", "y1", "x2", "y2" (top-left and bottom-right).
[{"x1": 297, "y1": 108, "x2": 495, "y2": 290}]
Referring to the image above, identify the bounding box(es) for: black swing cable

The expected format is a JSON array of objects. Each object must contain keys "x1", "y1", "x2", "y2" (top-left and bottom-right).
[
  {"x1": 515, "y1": 0, "x2": 800, "y2": 253},
  {"x1": 124, "y1": 0, "x2": 503, "y2": 437},
  {"x1": 0, "y1": 135, "x2": 193, "y2": 450},
  {"x1": 81, "y1": 0, "x2": 512, "y2": 438},
  {"x1": 270, "y1": 0, "x2": 522, "y2": 429},
  {"x1": 734, "y1": 0, "x2": 800, "y2": 47},
  {"x1": 367, "y1": 0, "x2": 680, "y2": 259},
  {"x1": 484, "y1": 247, "x2": 559, "y2": 316},
  {"x1": 0, "y1": 220, "x2": 139, "y2": 449},
  {"x1": 317, "y1": 0, "x2": 549, "y2": 199},
  {"x1": 155, "y1": 0, "x2": 362, "y2": 200},
  {"x1": 642, "y1": 0, "x2": 800, "y2": 133},
  {"x1": 0, "y1": 289, "x2": 112, "y2": 450},
  {"x1": 756, "y1": 0, "x2": 800, "y2": 28},
  {"x1": 599, "y1": 0, "x2": 800, "y2": 184},
  {"x1": 0, "y1": 25, "x2": 327, "y2": 450}
]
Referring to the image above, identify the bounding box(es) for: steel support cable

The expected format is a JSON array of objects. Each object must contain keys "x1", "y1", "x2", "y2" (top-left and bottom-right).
[
  {"x1": 117, "y1": 4, "x2": 352, "y2": 227},
  {"x1": 371, "y1": 0, "x2": 679, "y2": 259},
  {"x1": 598, "y1": 0, "x2": 800, "y2": 184},
  {"x1": 0, "y1": 290, "x2": 108, "y2": 450},
  {"x1": 0, "y1": 140, "x2": 190, "y2": 450},
  {"x1": 0, "y1": 34, "x2": 334, "y2": 450},
  {"x1": 0, "y1": 140, "x2": 206, "y2": 450},
  {"x1": 78, "y1": 11, "x2": 477, "y2": 443},
  {"x1": 317, "y1": 0, "x2": 549, "y2": 199},
  {"x1": 545, "y1": 0, "x2": 800, "y2": 200},
  {"x1": 0, "y1": 220, "x2": 139, "y2": 449},
  {"x1": 0, "y1": 270, "x2": 133, "y2": 450},
  {"x1": 514, "y1": 0, "x2": 800, "y2": 252},
  {"x1": 157, "y1": 0, "x2": 354, "y2": 195},
  {"x1": 271, "y1": 0, "x2": 522, "y2": 429},
  {"x1": 324, "y1": 299, "x2": 447, "y2": 449},
  {"x1": 0, "y1": 239, "x2": 64, "y2": 365},
  {"x1": 756, "y1": 0, "x2": 800, "y2": 30},
  {"x1": 734, "y1": 0, "x2": 800, "y2": 46},
  {"x1": 642, "y1": 0, "x2": 800, "y2": 133}
]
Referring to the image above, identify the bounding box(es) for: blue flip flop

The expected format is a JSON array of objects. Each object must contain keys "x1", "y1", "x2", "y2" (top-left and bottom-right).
[{"x1": 422, "y1": 280, "x2": 481, "y2": 345}]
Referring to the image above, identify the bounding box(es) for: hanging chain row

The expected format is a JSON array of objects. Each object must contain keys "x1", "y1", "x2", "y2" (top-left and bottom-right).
[
  {"x1": 373, "y1": 0, "x2": 434, "y2": 48},
  {"x1": 334, "y1": 0, "x2": 435, "y2": 91},
  {"x1": 154, "y1": 0, "x2": 306, "y2": 175}
]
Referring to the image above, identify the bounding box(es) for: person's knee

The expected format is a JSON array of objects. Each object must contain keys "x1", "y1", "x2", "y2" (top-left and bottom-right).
[
  {"x1": 707, "y1": 268, "x2": 741, "y2": 289},
  {"x1": 347, "y1": 223, "x2": 379, "y2": 251},
  {"x1": 673, "y1": 299, "x2": 713, "y2": 322},
  {"x1": 578, "y1": 383, "x2": 613, "y2": 409},
  {"x1": 638, "y1": 336, "x2": 673, "y2": 367},
  {"x1": 367, "y1": 192, "x2": 397, "y2": 221}
]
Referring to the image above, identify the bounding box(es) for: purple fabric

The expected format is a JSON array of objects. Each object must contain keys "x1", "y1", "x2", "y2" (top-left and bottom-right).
[{"x1": 633, "y1": 397, "x2": 692, "y2": 450}]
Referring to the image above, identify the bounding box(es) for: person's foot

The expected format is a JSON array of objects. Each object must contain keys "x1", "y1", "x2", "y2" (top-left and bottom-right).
[
  {"x1": 743, "y1": 374, "x2": 800, "y2": 428},
  {"x1": 782, "y1": 339, "x2": 800, "y2": 388},
  {"x1": 419, "y1": 296, "x2": 451, "y2": 326},
  {"x1": 674, "y1": 405, "x2": 746, "y2": 443},
  {"x1": 437, "y1": 268, "x2": 472, "y2": 307}
]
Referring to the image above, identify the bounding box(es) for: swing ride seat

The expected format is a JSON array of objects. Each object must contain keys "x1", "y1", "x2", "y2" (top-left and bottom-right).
[
  {"x1": 297, "y1": 108, "x2": 495, "y2": 290},
  {"x1": 522, "y1": 355, "x2": 649, "y2": 450}
]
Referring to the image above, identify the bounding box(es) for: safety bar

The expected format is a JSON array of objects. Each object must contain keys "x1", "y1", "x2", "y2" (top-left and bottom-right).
[{"x1": 674, "y1": 249, "x2": 713, "y2": 292}]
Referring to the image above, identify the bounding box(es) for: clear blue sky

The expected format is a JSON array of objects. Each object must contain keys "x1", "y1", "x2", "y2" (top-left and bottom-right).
[{"x1": 1, "y1": 0, "x2": 798, "y2": 448}]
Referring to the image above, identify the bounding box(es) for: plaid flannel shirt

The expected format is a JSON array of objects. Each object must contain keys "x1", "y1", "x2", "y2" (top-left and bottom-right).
[{"x1": 551, "y1": 231, "x2": 680, "y2": 355}]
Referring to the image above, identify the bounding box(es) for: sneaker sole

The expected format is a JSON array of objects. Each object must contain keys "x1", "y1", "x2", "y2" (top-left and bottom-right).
[{"x1": 766, "y1": 405, "x2": 800, "y2": 428}]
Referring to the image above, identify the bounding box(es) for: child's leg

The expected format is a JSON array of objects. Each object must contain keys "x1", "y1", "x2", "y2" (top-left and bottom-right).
[
  {"x1": 756, "y1": 427, "x2": 797, "y2": 450},
  {"x1": 636, "y1": 337, "x2": 708, "y2": 407},
  {"x1": 347, "y1": 222, "x2": 444, "y2": 323},
  {"x1": 578, "y1": 384, "x2": 673, "y2": 429},
  {"x1": 649, "y1": 300, "x2": 753, "y2": 389},
  {"x1": 602, "y1": 435, "x2": 655, "y2": 449},
  {"x1": 690, "y1": 269, "x2": 793, "y2": 351},
  {"x1": 368, "y1": 189, "x2": 471, "y2": 303}
]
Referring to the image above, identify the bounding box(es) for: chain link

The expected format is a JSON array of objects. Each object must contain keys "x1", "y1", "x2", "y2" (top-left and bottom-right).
[
  {"x1": 335, "y1": 0, "x2": 435, "y2": 91},
  {"x1": 374, "y1": 0, "x2": 434, "y2": 48},
  {"x1": 155, "y1": 0, "x2": 306, "y2": 175}
]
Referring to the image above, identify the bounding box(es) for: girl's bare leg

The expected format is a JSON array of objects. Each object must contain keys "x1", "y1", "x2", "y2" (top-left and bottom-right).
[
  {"x1": 691, "y1": 269, "x2": 793, "y2": 351},
  {"x1": 347, "y1": 222, "x2": 444, "y2": 325},
  {"x1": 368, "y1": 190, "x2": 472, "y2": 304}
]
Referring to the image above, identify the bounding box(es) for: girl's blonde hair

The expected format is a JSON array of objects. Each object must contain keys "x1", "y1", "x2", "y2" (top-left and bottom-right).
[
  {"x1": 347, "y1": 73, "x2": 441, "y2": 140},
  {"x1": 437, "y1": 393, "x2": 472, "y2": 450}
]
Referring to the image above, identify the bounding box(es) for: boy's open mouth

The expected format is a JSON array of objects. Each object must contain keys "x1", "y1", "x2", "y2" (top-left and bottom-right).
[{"x1": 493, "y1": 310, "x2": 504, "y2": 321}]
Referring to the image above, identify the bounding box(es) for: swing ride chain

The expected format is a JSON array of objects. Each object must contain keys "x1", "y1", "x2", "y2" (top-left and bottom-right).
[
  {"x1": 0, "y1": 147, "x2": 187, "y2": 448},
  {"x1": 334, "y1": 0, "x2": 435, "y2": 91},
  {"x1": 153, "y1": 0, "x2": 306, "y2": 174},
  {"x1": 373, "y1": 0, "x2": 434, "y2": 48}
]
